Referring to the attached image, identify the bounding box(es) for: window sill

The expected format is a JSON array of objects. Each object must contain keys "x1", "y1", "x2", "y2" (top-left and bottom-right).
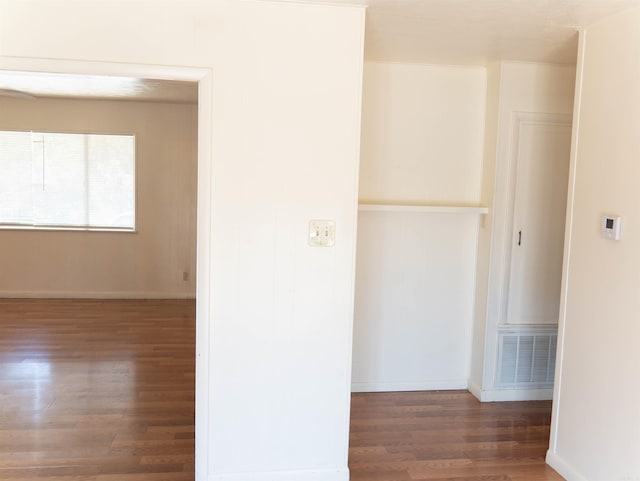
[{"x1": 0, "y1": 225, "x2": 137, "y2": 233}]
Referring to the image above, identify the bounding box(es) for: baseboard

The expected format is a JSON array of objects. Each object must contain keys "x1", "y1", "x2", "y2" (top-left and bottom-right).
[
  {"x1": 0, "y1": 290, "x2": 196, "y2": 299},
  {"x1": 210, "y1": 467, "x2": 349, "y2": 481},
  {"x1": 351, "y1": 379, "x2": 468, "y2": 393},
  {"x1": 473, "y1": 387, "x2": 553, "y2": 402},
  {"x1": 467, "y1": 382, "x2": 551, "y2": 402},
  {"x1": 467, "y1": 380, "x2": 482, "y2": 401},
  {"x1": 546, "y1": 450, "x2": 588, "y2": 481}
]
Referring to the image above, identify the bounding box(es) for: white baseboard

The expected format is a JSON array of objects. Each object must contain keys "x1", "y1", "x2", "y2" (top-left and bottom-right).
[
  {"x1": 546, "y1": 450, "x2": 588, "y2": 481},
  {"x1": 0, "y1": 290, "x2": 196, "y2": 299},
  {"x1": 467, "y1": 380, "x2": 482, "y2": 401},
  {"x1": 351, "y1": 379, "x2": 468, "y2": 392},
  {"x1": 210, "y1": 467, "x2": 349, "y2": 481},
  {"x1": 471, "y1": 386, "x2": 553, "y2": 402}
]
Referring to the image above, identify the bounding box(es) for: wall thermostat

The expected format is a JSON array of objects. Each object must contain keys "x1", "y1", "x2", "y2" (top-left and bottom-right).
[{"x1": 601, "y1": 215, "x2": 622, "y2": 241}]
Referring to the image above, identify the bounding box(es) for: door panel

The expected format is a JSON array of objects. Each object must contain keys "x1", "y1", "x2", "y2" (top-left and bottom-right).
[{"x1": 506, "y1": 120, "x2": 572, "y2": 325}]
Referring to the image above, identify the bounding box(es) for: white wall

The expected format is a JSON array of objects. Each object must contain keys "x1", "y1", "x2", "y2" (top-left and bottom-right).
[
  {"x1": 470, "y1": 62, "x2": 576, "y2": 401},
  {"x1": 353, "y1": 62, "x2": 486, "y2": 391},
  {"x1": 359, "y1": 62, "x2": 486, "y2": 204},
  {"x1": 469, "y1": 62, "x2": 501, "y2": 390},
  {"x1": 0, "y1": 2, "x2": 365, "y2": 480},
  {"x1": 548, "y1": 9, "x2": 640, "y2": 480},
  {"x1": 353, "y1": 210, "x2": 480, "y2": 391},
  {"x1": 0, "y1": 97, "x2": 197, "y2": 298}
]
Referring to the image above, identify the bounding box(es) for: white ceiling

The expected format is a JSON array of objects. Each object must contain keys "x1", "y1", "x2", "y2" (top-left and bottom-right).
[
  {"x1": 2, "y1": 0, "x2": 640, "y2": 101},
  {"x1": 0, "y1": 71, "x2": 198, "y2": 104}
]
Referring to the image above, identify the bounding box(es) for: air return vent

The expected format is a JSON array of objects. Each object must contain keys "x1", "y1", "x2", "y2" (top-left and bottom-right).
[{"x1": 497, "y1": 332, "x2": 557, "y2": 387}]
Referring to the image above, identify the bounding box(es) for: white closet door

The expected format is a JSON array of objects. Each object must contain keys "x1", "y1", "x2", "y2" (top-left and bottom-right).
[{"x1": 506, "y1": 119, "x2": 572, "y2": 325}]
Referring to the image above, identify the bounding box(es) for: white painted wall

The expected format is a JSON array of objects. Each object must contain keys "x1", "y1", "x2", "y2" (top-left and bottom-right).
[
  {"x1": 469, "y1": 62, "x2": 502, "y2": 391},
  {"x1": 548, "y1": 10, "x2": 640, "y2": 480},
  {"x1": 470, "y1": 62, "x2": 576, "y2": 402},
  {"x1": 353, "y1": 62, "x2": 486, "y2": 391},
  {"x1": 359, "y1": 62, "x2": 486, "y2": 204},
  {"x1": 353, "y1": 210, "x2": 479, "y2": 391},
  {"x1": 0, "y1": 97, "x2": 197, "y2": 298},
  {"x1": 0, "y1": 2, "x2": 365, "y2": 480}
]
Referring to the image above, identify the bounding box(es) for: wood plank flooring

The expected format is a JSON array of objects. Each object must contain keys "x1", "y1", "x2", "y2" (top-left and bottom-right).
[
  {"x1": 349, "y1": 391, "x2": 564, "y2": 481},
  {"x1": 0, "y1": 299, "x2": 563, "y2": 480},
  {"x1": 0, "y1": 299, "x2": 195, "y2": 480}
]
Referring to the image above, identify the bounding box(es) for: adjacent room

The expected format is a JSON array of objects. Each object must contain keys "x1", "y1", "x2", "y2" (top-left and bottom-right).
[
  {"x1": 1, "y1": 1, "x2": 640, "y2": 481},
  {"x1": 0, "y1": 74, "x2": 199, "y2": 477}
]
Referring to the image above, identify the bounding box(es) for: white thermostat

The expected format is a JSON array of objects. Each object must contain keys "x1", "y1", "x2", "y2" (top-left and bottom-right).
[{"x1": 602, "y1": 215, "x2": 622, "y2": 241}]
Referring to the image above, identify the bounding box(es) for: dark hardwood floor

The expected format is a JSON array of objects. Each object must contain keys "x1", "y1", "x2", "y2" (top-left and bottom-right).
[
  {"x1": 0, "y1": 299, "x2": 563, "y2": 480},
  {"x1": 0, "y1": 299, "x2": 196, "y2": 480},
  {"x1": 349, "y1": 391, "x2": 563, "y2": 480}
]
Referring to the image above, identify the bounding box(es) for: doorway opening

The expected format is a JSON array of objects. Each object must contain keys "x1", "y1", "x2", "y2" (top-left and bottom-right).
[{"x1": 0, "y1": 61, "x2": 212, "y2": 479}]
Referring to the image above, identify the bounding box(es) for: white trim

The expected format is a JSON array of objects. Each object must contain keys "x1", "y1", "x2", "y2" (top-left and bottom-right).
[
  {"x1": 358, "y1": 204, "x2": 488, "y2": 214},
  {"x1": 546, "y1": 451, "x2": 589, "y2": 481},
  {"x1": 0, "y1": 225, "x2": 136, "y2": 233},
  {"x1": 210, "y1": 468, "x2": 349, "y2": 481},
  {"x1": 479, "y1": 62, "x2": 506, "y2": 392},
  {"x1": 195, "y1": 69, "x2": 214, "y2": 481},
  {"x1": 0, "y1": 290, "x2": 195, "y2": 299},
  {"x1": 351, "y1": 379, "x2": 468, "y2": 392},
  {"x1": 473, "y1": 387, "x2": 553, "y2": 402},
  {"x1": 550, "y1": 28, "x2": 586, "y2": 455},
  {"x1": 341, "y1": 7, "x2": 366, "y2": 471},
  {"x1": 467, "y1": 380, "x2": 482, "y2": 401}
]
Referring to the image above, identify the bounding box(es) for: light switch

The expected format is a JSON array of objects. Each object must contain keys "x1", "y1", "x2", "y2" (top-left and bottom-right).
[{"x1": 309, "y1": 220, "x2": 335, "y2": 247}]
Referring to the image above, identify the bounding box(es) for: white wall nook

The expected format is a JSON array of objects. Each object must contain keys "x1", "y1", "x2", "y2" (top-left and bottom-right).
[
  {"x1": 353, "y1": 62, "x2": 487, "y2": 393},
  {"x1": 354, "y1": 61, "x2": 576, "y2": 402}
]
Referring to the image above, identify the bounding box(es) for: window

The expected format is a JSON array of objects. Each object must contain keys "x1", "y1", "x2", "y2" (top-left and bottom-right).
[{"x1": 0, "y1": 130, "x2": 135, "y2": 231}]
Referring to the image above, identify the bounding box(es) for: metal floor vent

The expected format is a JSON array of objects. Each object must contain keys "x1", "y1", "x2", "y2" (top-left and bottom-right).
[{"x1": 497, "y1": 332, "x2": 557, "y2": 387}]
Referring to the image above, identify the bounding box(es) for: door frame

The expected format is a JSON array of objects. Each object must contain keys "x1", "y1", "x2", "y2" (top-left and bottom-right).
[
  {"x1": 475, "y1": 109, "x2": 573, "y2": 401},
  {"x1": 0, "y1": 56, "x2": 213, "y2": 479}
]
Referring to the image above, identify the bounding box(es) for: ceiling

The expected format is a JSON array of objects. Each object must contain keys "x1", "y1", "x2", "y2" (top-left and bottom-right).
[
  {"x1": 1, "y1": 0, "x2": 639, "y2": 101},
  {"x1": 0, "y1": 71, "x2": 198, "y2": 104}
]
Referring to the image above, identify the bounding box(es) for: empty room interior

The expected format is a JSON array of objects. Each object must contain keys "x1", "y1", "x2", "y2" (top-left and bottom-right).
[{"x1": 1, "y1": 1, "x2": 640, "y2": 481}]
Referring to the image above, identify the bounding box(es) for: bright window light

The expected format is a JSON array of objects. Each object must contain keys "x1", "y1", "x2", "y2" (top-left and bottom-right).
[{"x1": 0, "y1": 130, "x2": 135, "y2": 231}]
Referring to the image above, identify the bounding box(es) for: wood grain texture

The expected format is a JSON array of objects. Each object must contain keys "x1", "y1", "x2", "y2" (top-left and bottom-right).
[
  {"x1": 1, "y1": 299, "x2": 563, "y2": 480},
  {"x1": 0, "y1": 299, "x2": 195, "y2": 481},
  {"x1": 349, "y1": 391, "x2": 565, "y2": 480}
]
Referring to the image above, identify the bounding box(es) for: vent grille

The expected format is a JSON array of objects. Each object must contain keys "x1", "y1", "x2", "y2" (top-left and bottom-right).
[{"x1": 497, "y1": 332, "x2": 557, "y2": 386}]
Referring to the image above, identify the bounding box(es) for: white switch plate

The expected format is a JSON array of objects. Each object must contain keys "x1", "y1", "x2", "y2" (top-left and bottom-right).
[{"x1": 309, "y1": 220, "x2": 335, "y2": 247}]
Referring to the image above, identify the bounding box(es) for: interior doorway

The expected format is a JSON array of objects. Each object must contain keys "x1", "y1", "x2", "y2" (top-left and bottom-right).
[{"x1": 0, "y1": 60, "x2": 212, "y2": 478}]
